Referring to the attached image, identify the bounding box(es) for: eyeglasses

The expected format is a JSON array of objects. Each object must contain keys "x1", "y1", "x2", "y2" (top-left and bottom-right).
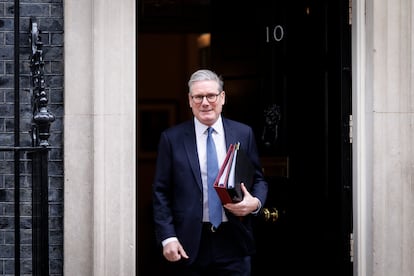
[{"x1": 191, "y1": 92, "x2": 221, "y2": 104}]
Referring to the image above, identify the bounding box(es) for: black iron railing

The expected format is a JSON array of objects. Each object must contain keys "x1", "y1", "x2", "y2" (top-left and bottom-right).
[
  {"x1": 0, "y1": 16, "x2": 55, "y2": 276},
  {"x1": 29, "y1": 17, "x2": 55, "y2": 276}
]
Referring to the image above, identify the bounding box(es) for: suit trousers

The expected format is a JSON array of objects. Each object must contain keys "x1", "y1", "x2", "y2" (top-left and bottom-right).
[{"x1": 165, "y1": 222, "x2": 251, "y2": 276}]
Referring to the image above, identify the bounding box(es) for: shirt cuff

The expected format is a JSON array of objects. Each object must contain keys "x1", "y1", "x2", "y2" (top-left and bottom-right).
[
  {"x1": 251, "y1": 198, "x2": 262, "y2": 215},
  {"x1": 161, "y1": 237, "x2": 178, "y2": 247}
]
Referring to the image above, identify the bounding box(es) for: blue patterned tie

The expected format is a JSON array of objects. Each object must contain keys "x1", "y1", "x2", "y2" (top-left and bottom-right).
[{"x1": 207, "y1": 127, "x2": 222, "y2": 228}]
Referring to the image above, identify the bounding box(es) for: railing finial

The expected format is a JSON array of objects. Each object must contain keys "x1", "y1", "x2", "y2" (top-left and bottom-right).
[{"x1": 29, "y1": 18, "x2": 55, "y2": 147}]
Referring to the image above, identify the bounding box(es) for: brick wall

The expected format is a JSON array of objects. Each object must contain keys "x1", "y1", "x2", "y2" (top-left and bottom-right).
[{"x1": 0, "y1": 0, "x2": 63, "y2": 275}]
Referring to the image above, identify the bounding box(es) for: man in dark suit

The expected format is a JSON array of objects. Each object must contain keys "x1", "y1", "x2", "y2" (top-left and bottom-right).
[{"x1": 153, "y1": 69, "x2": 268, "y2": 275}]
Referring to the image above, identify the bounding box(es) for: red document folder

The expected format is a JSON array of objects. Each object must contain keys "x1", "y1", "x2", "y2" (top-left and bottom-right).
[
  {"x1": 213, "y1": 144, "x2": 235, "y2": 204},
  {"x1": 213, "y1": 142, "x2": 255, "y2": 204}
]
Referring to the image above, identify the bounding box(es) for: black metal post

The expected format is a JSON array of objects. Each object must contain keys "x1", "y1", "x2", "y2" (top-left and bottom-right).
[
  {"x1": 13, "y1": 0, "x2": 21, "y2": 275},
  {"x1": 31, "y1": 149, "x2": 50, "y2": 276},
  {"x1": 29, "y1": 17, "x2": 55, "y2": 276}
]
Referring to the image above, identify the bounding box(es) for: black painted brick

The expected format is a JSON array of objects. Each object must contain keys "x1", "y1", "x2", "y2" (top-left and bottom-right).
[
  {"x1": 4, "y1": 61, "x2": 13, "y2": 74},
  {"x1": 20, "y1": 244, "x2": 31, "y2": 258},
  {"x1": 0, "y1": 0, "x2": 64, "y2": 275},
  {"x1": 20, "y1": 4, "x2": 50, "y2": 17},
  {"x1": 49, "y1": 203, "x2": 61, "y2": 217},
  {"x1": 2, "y1": 203, "x2": 13, "y2": 216},
  {"x1": 4, "y1": 230, "x2": 14, "y2": 244},
  {"x1": 21, "y1": 258, "x2": 32, "y2": 274},
  {"x1": 0, "y1": 76, "x2": 13, "y2": 87},
  {"x1": 0, "y1": 244, "x2": 13, "y2": 258},
  {"x1": 4, "y1": 175, "x2": 13, "y2": 188},
  {"x1": 0, "y1": 189, "x2": 12, "y2": 201},
  {"x1": 20, "y1": 230, "x2": 32, "y2": 244},
  {"x1": 0, "y1": 18, "x2": 13, "y2": 31},
  {"x1": 4, "y1": 259, "x2": 14, "y2": 275},
  {"x1": 20, "y1": 203, "x2": 32, "y2": 216},
  {"x1": 0, "y1": 217, "x2": 13, "y2": 229}
]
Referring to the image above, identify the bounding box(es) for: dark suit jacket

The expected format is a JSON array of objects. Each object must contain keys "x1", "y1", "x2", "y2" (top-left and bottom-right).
[{"x1": 153, "y1": 117, "x2": 268, "y2": 264}]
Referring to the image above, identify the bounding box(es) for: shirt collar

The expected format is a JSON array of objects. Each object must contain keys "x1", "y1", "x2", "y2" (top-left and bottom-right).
[{"x1": 194, "y1": 116, "x2": 224, "y2": 136}]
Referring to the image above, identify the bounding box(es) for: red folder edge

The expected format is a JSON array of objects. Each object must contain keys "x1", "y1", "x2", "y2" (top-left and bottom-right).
[{"x1": 213, "y1": 144, "x2": 235, "y2": 204}]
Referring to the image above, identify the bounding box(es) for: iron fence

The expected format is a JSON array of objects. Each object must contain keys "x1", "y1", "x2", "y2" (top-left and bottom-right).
[{"x1": 0, "y1": 14, "x2": 54, "y2": 276}]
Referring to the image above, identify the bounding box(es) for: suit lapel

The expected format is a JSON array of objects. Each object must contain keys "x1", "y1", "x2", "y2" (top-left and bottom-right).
[
  {"x1": 222, "y1": 118, "x2": 237, "y2": 149},
  {"x1": 183, "y1": 122, "x2": 203, "y2": 192}
]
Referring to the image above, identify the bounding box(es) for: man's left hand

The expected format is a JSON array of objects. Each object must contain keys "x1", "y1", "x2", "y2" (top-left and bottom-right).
[{"x1": 223, "y1": 183, "x2": 260, "y2": 216}]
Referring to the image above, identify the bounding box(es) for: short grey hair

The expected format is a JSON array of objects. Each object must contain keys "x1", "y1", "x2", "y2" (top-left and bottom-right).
[{"x1": 188, "y1": 69, "x2": 224, "y2": 93}]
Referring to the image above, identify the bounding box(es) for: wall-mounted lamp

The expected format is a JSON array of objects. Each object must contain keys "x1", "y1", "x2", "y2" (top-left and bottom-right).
[{"x1": 197, "y1": 33, "x2": 211, "y2": 48}]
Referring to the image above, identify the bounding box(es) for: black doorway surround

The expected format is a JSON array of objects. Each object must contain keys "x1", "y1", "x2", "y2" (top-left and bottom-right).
[{"x1": 137, "y1": 0, "x2": 353, "y2": 275}]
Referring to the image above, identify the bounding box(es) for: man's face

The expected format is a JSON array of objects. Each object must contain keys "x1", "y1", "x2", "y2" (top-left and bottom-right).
[{"x1": 188, "y1": 80, "x2": 225, "y2": 126}]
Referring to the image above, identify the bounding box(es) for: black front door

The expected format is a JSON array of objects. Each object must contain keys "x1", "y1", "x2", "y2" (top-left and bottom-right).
[{"x1": 209, "y1": 1, "x2": 353, "y2": 275}]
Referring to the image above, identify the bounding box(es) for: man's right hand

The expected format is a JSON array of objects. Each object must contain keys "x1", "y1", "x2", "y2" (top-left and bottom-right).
[{"x1": 163, "y1": 240, "x2": 189, "y2": 262}]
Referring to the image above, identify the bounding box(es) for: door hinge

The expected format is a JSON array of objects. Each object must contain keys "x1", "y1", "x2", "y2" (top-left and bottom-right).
[
  {"x1": 349, "y1": 115, "x2": 353, "y2": 144},
  {"x1": 350, "y1": 232, "x2": 354, "y2": 262}
]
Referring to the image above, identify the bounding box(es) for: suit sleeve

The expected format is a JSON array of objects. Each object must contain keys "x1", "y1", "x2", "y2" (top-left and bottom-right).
[
  {"x1": 152, "y1": 131, "x2": 176, "y2": 245},
  {"x1": 246, "y1": 127, "x2": 268, "y2": 209}
]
